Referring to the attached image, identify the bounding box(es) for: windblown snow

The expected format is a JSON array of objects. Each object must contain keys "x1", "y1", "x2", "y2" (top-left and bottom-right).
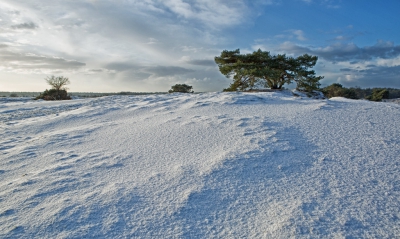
[{"x1": 1, "y1": 91, "x2": 399, "y2": 238}]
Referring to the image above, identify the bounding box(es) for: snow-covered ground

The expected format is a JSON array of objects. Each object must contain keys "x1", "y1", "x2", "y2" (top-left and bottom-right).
[{"x1": 1, "y1": 91, "x2": 399, "y2": 238}]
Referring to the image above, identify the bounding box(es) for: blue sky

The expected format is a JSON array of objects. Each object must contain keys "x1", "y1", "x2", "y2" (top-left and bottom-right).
[{"x1": 1, "y1": 0, "x2": 399, "y2": 92}]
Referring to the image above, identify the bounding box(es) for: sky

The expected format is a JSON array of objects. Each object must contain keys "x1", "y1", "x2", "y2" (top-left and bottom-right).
[{"x1": 0, "y1": 0, "x2": 400, "y2": 92}]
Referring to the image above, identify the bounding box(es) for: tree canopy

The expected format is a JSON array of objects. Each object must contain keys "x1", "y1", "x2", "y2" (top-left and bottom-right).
[
  {"x1": 215, "y1": 49, "x2": 324, "y2": 92},
  {"x1": 36, "y1": 75, "x2": 71, "y2": 100},
  {"x1": 45, "y1": 75, "x2": 70, "y2": 91},
  {"x1": 168, "y1": 84, "x2": 194, "y2": 93}
]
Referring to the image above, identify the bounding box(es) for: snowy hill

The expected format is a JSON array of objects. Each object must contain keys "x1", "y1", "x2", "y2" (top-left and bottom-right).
[{"x1": 1, "y1": 92, "x2": 399, "y2": 238}]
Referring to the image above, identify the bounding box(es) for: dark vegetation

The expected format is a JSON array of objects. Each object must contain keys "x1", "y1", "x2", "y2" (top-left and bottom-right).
[
  {"x1": 215, "y1": 49, "x2": 323, "y2": 92},
  {"x1": 36, "y1": 89, "x2": 71, "y2": 101},
  {"x1": 322, "y1": 84, "x2": 358, "y2": 99},
  {"x1": 321, "y1": 83, "x2": 400, "y2": 101},
  {"x1": 36, "y1": 76, "x2": 71, "y2": 100},
  {"x1": 0, "y1": 92, "x2": 39, "y2": 97},
  {"x1": 168, "y1": 84, "x2": 194, "y2": 93}
]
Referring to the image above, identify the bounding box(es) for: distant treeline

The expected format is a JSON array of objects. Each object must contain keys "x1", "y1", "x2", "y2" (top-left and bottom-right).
[
  {"x1": 0, "y1": 91, "x2": 168, "y2": 98},
  {"x1": 2, "y1": 88, "x2": 400, "y2": 100},
  {"x1": 321, "y1": 84, "x2": 400, "y2": 101},
  {"x1": 0, "y1": 92, "x2": 40, "y2": 97},
  {"x1": 347, "y1": 87, "x2": 400, "y2": 99}
]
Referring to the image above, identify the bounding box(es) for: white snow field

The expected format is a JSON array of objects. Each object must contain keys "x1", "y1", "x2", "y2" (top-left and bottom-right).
[{"x1": 1, "y1": 91, "x2": 399, "y2": 238}]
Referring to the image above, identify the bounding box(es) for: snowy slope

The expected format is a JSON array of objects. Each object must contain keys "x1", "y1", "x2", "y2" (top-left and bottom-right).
[{"x1": 1, "y1": 92, "x2": 399, "y2": 238}]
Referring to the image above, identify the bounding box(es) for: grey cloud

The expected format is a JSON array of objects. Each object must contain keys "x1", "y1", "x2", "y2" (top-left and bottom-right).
[
  {"x1": 337, "y1": 65, "x2": 400, "y2": 88},
  {"x1": 358, "y1": 65, "x2": 400, "y2": 75},
  {"x1": 351, "y1": 66, "x2": 400, "y2": 88},
  {"x1": 332, "y1": 32, "x2": 365, "y2": 42},
  {"x1": 280, "y1": 40, "x2": 400, "y2": 62},
  {"x1": 339, "y1": 68, "x2": 352, "y2": 72},
  {"x1": 105, "y1": 62, "x2": 195, "y2": 77},
  {"x1": 279, "y1": 43, "x2": 310, "y2": 55},
  {"x1": 130, "y1": 71, "x2": 153, "y2": 80},
  {"x1": 11, "y1": 22, "x2": 38, "y2": 29},
  {"x1": 106, "y1": 62, "x2": 137, "y2": 72},
  {"x1": 87, "y1": 69, "x2": 104, "y2": 73},
  {"x1": 8, "y1": 10, "x2": 20, "y2": 15},
  {"x1": 0, "y1": 49, "x2": 86, "y2": 70},
  {"x1": 146, "y1": 66, "x2": 195, "y2": 77},
  {"x1": 185, "y1": 59, "x2": 216, "y2": 66},
  {"x1": 54, "y1": 17, "x2": 86, "y2": 30}
]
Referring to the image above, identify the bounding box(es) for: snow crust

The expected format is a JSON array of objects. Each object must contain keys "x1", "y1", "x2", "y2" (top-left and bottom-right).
[{"x1": 1, "y1": 92, "x2": 400, "y2": 238}]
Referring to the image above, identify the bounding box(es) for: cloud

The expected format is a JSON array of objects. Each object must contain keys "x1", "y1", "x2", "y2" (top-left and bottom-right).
[
  {"x1": 275, "y1": 40, "x2": 400, "y2": 88},
  {"x1": 105, "y1": 62, "x2": 136, "y2": 72},
  {"x1": 160, "y1": 0, "x2": 249, "y2": 28},
  {"x1": 336, "y1": 65, "x2": 400, "y2": 88},
  {"x1": 279, "y1": 40, "x2": 400, "y2": 62},
  {"x1": 146, "y1": 65, "x2": 195, "y2": 77},
  {"x1": 105, "y1": 62, "x2": 195, "y2": 76},
  {"x1": 187, "y1": 59, "x2": 216, "y2": 66},
  {"x1": 291, "y1": 30, "x2": 307, "y2": 41},
  {"x1": 146, "y1": 38, "x2": 159, "y2": 45},
  {"x1": 273, "y1": 30, "x2": 307, "y2": 42},
  {"x1": 11, "y1": 22, "x2": 38, "y2": 30},
  {"x1": 334, "y1": 35, "x2": 352, "y2": 41},
  {"x1": 339, "y1": 68, "x2": 353, "y2": 72},
  {"x1": 301, "y1": 0, "x2": 341, "y2": 8},
  {"x1": 0, "y1": 49, "x2": 86, "y2": 72},
  {"x1": 81, "y1": 68, "x2": 116, "y2": 75}
]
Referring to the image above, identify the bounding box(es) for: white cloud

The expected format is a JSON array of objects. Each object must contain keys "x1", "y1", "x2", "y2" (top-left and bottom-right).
[
  {"x1": 161, "y1": 0, "x2": 249, "y2": 28},
  {"x1": 146, "y1": 38, "x2": 159, "y2": 45},
  {"x1": 292, "y1": 30, "x2": 307, "y2": 41},
  {"x1": 278, "y1": 40, "x2": 400, "y2": 62},
  {"x1": 300, "y1": 0, "x2": 341, "y2": 8},
  {"x1": 273, "y1": 30, "x2": 307, "y2": 42}
]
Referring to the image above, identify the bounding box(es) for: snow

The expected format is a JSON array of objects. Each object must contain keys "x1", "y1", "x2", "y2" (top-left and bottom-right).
[{"x1": 1, "y1": 91, "x2": 399, "y2": 238}]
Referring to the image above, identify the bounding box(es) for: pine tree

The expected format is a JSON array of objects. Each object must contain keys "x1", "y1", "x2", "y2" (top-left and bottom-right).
[{"x1": 215, "y1": 49, "x2": 324, "y2": 92}]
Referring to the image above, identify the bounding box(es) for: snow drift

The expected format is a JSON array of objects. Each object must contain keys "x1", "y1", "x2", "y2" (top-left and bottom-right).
[{"x1": 1, "y1": 91, "x2": 399, "y2": 238}]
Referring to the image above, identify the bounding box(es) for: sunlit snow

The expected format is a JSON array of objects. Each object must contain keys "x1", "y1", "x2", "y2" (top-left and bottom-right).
[{"x1": 1, "y1": 91, "x2": 399, "y2": 238}]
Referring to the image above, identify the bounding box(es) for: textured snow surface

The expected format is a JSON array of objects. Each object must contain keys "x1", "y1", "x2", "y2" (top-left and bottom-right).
[{"x1": 1, "y1": 92, "x2": 399, "y2": 238}]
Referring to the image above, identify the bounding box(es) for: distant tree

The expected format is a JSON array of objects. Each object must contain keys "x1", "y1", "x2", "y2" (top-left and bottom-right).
[
  {"x1": 322, "y1": 83, "x2": 358, "y2": 99},
  {"x1": 366, "y1": 89, "x2": 389, "y2": 101},
  {"x1": 168, "y1": 84, "x2": 194, "y2": 93},
  {"x1": 387, "y1": 88, "x2": 400, "y2": 98},
  {"x1": 215, "y1": 49, "x2": 324, "y2": 92},
  {"x1": 349, "y1": 86, "x2": 368, "y2": 99},
  {"x1": 36, "y1": 76, "x2": 71, "y2": 100},
  {"x1": 321, "y1": 84, "x2": 396, "y2": 101},
  {"x1": 46, "y1": 75, "x2": 70, "y2": 91}
]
